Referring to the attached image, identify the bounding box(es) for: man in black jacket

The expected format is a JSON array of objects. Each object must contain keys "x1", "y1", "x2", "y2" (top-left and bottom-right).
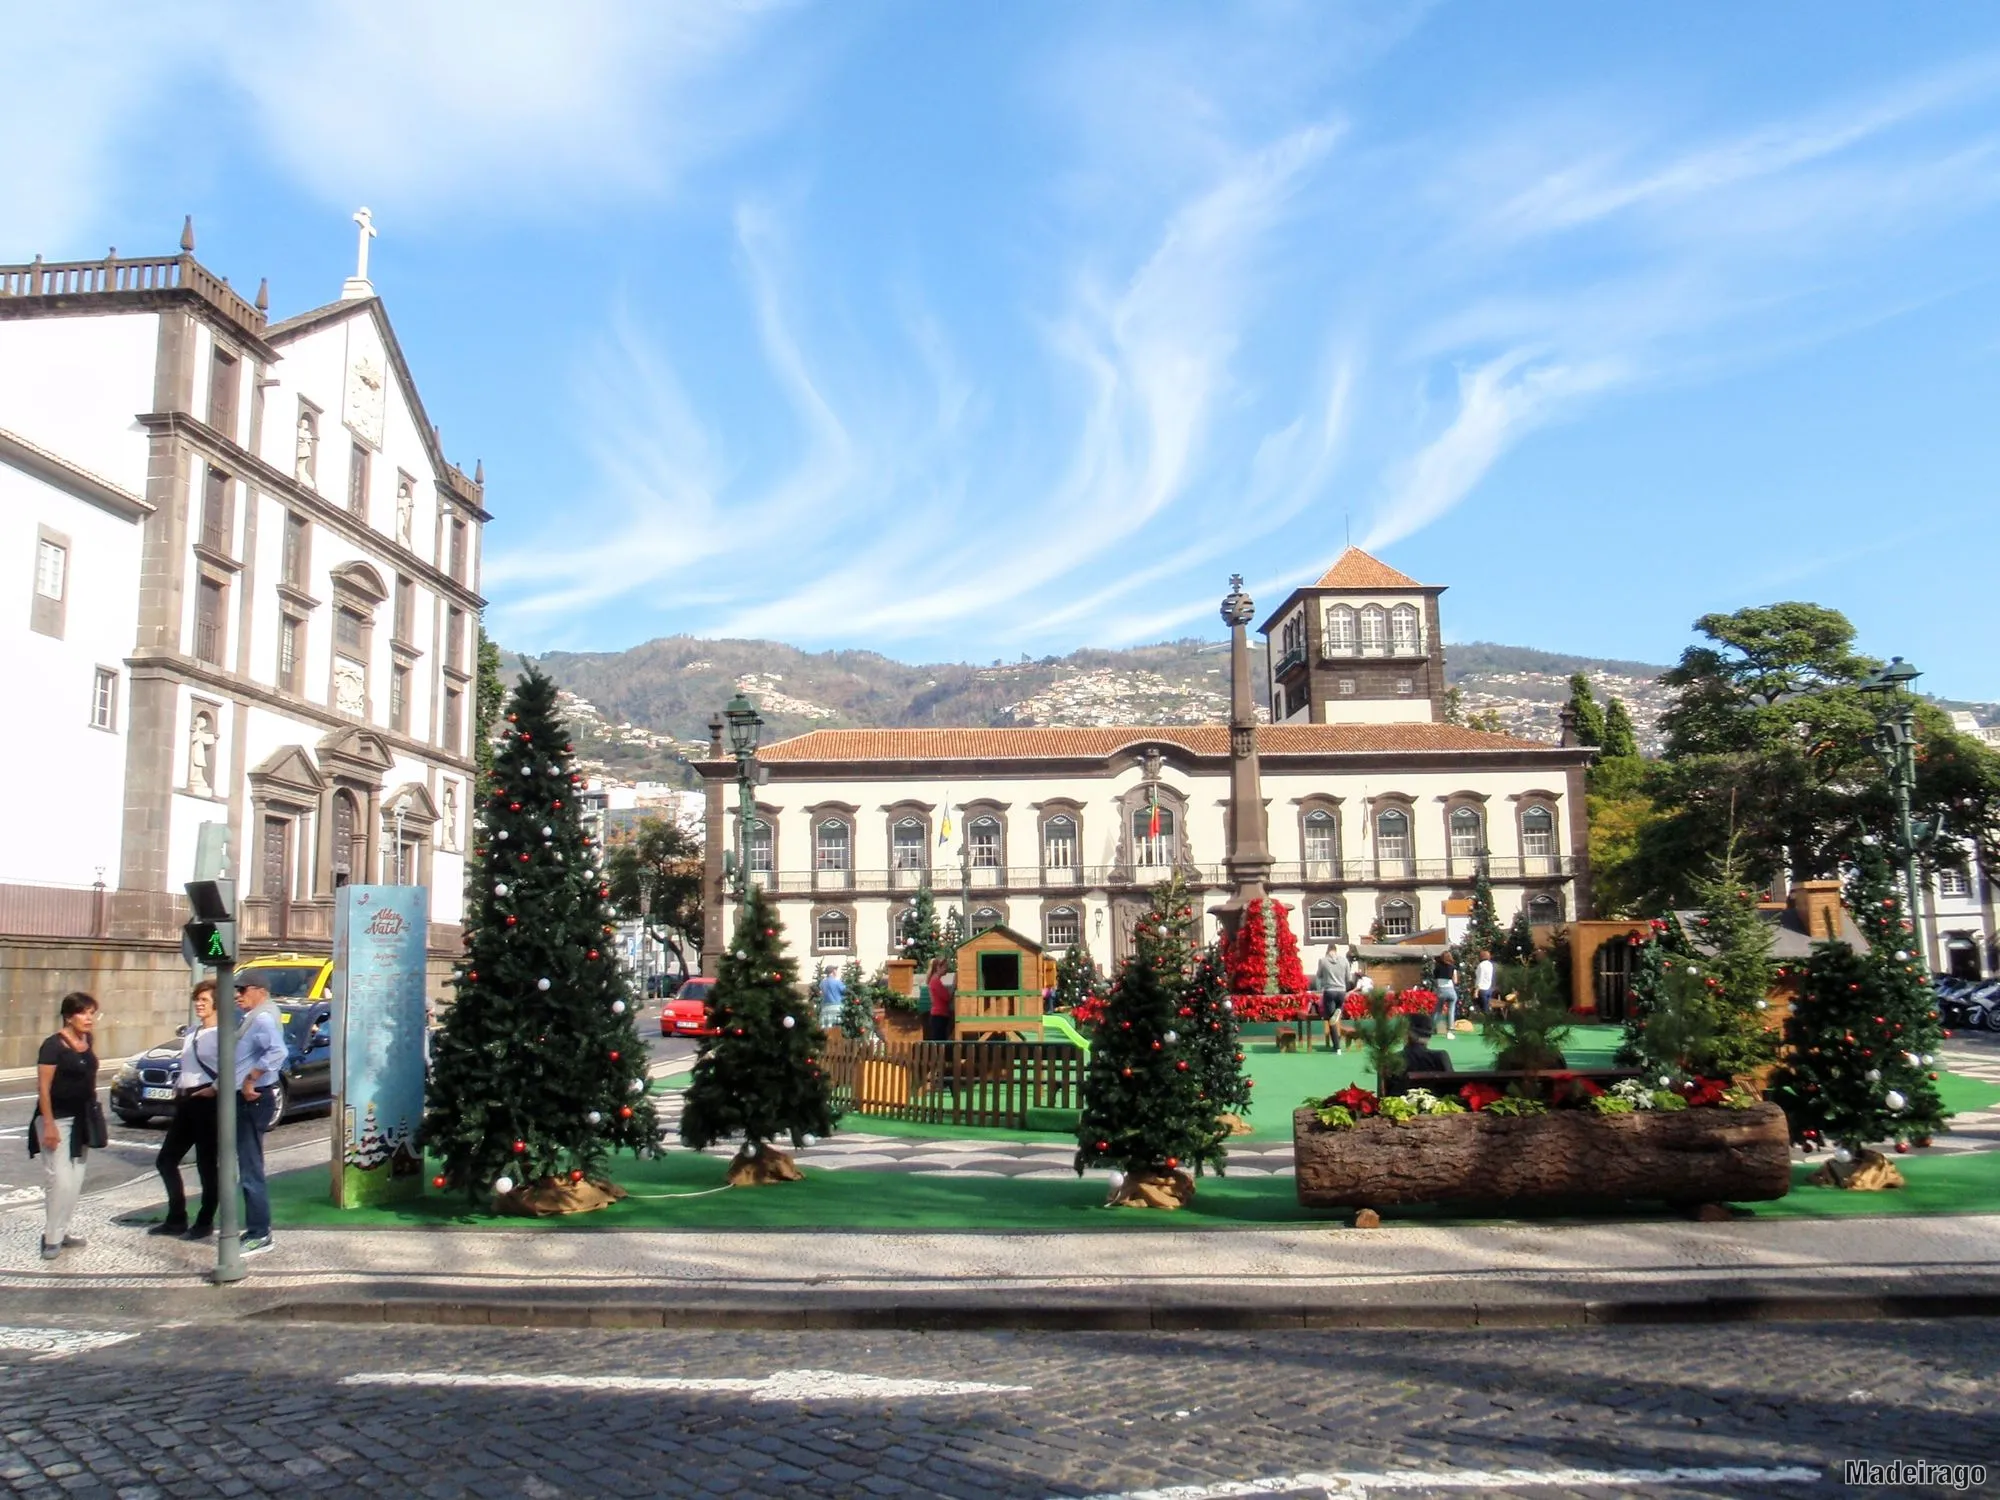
[{"x1": 1402, "y1": 1010, "x2": 1452, "y2": 1076}]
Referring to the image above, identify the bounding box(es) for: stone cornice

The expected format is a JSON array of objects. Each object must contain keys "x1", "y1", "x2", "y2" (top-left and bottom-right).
[
  {"x1": 137, "y1": 410, "x2": 485, "y2": 611},
  {"x1": 0, "y1": 425, "x2": 151, "y2": 521},
  {"x1": 125, "y1": 649, "x2": 477, "y2": 776}
]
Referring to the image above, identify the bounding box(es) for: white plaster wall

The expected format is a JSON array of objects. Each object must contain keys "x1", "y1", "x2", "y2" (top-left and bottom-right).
[
  {"x1": 1318, "y1": 696, "x2": 1433, "y2": 725},
  {"x1": 0, "y1": 466, "x2": 142, "y2": 885},
  {"x1": 0, "y1": 313, "x2": 157, "y2": 493}
]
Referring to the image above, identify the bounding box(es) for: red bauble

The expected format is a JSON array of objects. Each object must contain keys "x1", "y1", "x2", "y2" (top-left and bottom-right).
[
  {"x1": 1176, "y1": 1060, "x2": 1188, "y2": 1071},
  {"x1": 510, "y1": 803, "x2": 522, "y2": 812},
  {"x1": 1096, "y1": 1140, "x2": 1108, "y2": 1151},
  {"x1": 618, "y1": 1106, "x2": 633, "y2": 1120},
  {"x1": 609, "y1": 1050, "x2": 620, "y2": 1061},
  {"x1": 1151, "y1": 1041, "x2": 1161, "y2": 1051},
  {"x1": 553, "y1": 800, "x2": 563, "y2": 809},
  {"x1": 431, "y1": 1175, "x2": 447, "y2": 1189},
  {"x1": 505, "y1": 916, "x2": 518, "y2": 927},
  {"x1": 588, "y1": 949, "x2": 599, "y2": 960},
  {"x1": 569, "y1": 1169, "x2": 584, "y2": 1183},
  {"x1": 519, "y1": 853, "x2": 529, "y2": 863},
  {"x1": 1121, "y1": 1067, "x2": 1133, "y2": 1077},
  {"x1": 469, "y1": 971, "x2": 478, "y2": 981},
  {"x1": 507, "y1": 713, "x2": 518, "y2": 722},
  {"x1": 512, "y1": 1140, "x2": 526, "y2": 1154},
  {"x1": 521, "y1": 732, "x2": 532, "y2": 742},
  {"x1": 1895, "y1": 1142, "x2": 1909, "y2": 1155},
  {"x1": 1165, "y1": 1157, "x2": 1179, "y2": 1169}
]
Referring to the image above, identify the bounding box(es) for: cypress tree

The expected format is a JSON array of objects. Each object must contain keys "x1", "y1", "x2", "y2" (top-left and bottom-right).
[
  {"x1": 1566, "y1": 671, "x2": 1607, "y2": 747},
  {"x1": 1601, "y1": 697, "x2": 1641, "y2": 760}
]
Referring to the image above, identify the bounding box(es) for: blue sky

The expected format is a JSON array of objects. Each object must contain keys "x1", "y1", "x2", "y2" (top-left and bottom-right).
[{"x1": 9, "y1": 2, "x2": 2000, "y2": 697}]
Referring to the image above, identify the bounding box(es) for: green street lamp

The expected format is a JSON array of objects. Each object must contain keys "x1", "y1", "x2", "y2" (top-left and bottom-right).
[
  {"x1": 723, "y1": 693, "x2": 764, "y2": 925},
  {"x1": 1858, "y1": 656, "x2": 1940, "y2": 942}
]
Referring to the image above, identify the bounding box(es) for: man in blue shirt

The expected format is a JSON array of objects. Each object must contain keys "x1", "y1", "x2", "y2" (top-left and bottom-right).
[
  {"x1": 817, "y1": 966, "x2": 846, "y2": 1031},
  {"x1": 232, "y1": 973, "x2": 289, "y2": 1256}
]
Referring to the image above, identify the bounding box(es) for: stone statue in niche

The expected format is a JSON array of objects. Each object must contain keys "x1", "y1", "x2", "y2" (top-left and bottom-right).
[
  {"x1": 188, "y1": 711, "x2": 217, "y2": 796},
  {"x1": 295, "y1": 410, "x2": 317, "y2": 485},
  {"x1": 441, "y1": 781, "x2": 459, "y2": 851},
  {"x1": 395, "y1": 474, "x2": 414, "y2": 549}
]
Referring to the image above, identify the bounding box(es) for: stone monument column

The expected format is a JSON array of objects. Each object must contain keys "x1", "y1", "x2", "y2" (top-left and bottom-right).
[{"x1": 1215, "y1": 574, "x2": 1273, "y2": 940}]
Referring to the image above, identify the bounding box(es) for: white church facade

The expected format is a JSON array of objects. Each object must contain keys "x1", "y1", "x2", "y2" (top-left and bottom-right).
[
  {"x1": 698, "y1": 550, "x2": 1595, "y2": 970},
  {"x1": 0, "y1": 217, "x2": 484, "y2": 1064}
]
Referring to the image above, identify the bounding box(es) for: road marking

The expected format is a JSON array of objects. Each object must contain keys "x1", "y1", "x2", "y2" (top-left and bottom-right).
[
  {"x1": 345, "y1": 1368, "x2": 1030, "y2": 1401},
  {"x1": 0, "y1": 1326, "x2": 138, "y2": 1361},
  {"x1": 1074, "y1": 1465, "x2": 1823, "y2": 1498}
]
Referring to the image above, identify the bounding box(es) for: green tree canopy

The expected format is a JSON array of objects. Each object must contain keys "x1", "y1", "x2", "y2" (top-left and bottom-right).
[
  {"x1": 1600, "y1": 698, "x2": 1640, "y2": 760},
  {"x1": 1566, "y1": 672, "x2": 1606, "y2": 747},
  {"x1": 603, "y1": 816, "x2": 704, "y2": 980}
]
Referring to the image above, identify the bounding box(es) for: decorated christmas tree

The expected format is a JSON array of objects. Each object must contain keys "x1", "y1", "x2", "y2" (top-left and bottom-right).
[
  {"x1": 1766, "y1": 841, "x2": 1948, "y2": 1168},
  {"x1": 1456, "y1": 869, "x2": 1507, "y2": 968},
  {"x1": 679, "y1": 886, "x2": 839, "y2": 1183},
  {"x1": 1619, "y1": 845, "x2": 1779, "y2": 1084},
  {"x1": 1073, "y1": 940, "x2": 1223, "y2": 1207},
  {"x1": 1501, "y1": 908, "x2": 1536, "y2": 966},
  {"x1": 425, "y1": 666, "x2": 657, "y2": 1209},
  {"x1": 836, "y1": 960, "x2": 877, "y2": 1040},
  {"x1": 1050, "y1": 940, "x2": 1104, "y2": 1013},
  {"x1": 1185, "y1": 942, "x2": 1252, "y2": 1129},
  {"x1": 898, "y1": 885, "x2": 947, "y2": 971},
  {"x1": 1220, "y1": 896, "x2": 1312, "y2": 1022}
]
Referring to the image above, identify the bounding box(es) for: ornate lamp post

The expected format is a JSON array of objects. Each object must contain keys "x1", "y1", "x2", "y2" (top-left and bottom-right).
[
  {"x1": 723, "y1": 692, "x2": 765, "y2": 926},
  {"x1": 1858, "y1": 656, "x2": 1941, "y2": 943}
]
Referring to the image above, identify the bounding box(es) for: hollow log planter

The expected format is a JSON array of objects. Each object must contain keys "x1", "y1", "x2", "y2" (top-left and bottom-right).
[{"x1": 1292, "y1": 1101, "x2": 1792, "y2": 1211}]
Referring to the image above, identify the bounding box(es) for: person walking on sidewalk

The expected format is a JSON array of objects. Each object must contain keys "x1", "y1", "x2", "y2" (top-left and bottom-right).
[
  {"x1": 231, "y1": 973, "x2": 288, "y2": 1257},
  {"x1": 31, "y1": 992, "x2": 105, "y2": 1261},
  {"x1": 1312, "y1": 946, "x2": 1349, "y2": 1052},
  {"x1": 149, "y1": 980, "x2": 220, "y2": 1240}
]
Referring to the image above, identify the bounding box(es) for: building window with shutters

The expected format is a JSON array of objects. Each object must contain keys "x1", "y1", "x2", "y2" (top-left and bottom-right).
[
  {"x1": 815, "y1": 819, "x2": 852, "y2": 872},
  {"x1": 30, "y1": 529, "x2": 69, "y2": 638},
  {"x1": 194, "y1": 576, "x2": 226, "y2": 665},
  {"x1": 1521, "y1": 805, "x2": 1556, "y2": 858},
  {"x1": 446, "y1": 606, "x2": 465, "y2": 672},
  {"x1": 892, "y1": 818, "x2": 926, "y2": 871},
  {"x1": 1303, "y1": 808, "x2": 1337, "y2": 868},
  {"x1": 1305, "y1": 899, "x2": 1343, "y2": 943},
  {"x1": 1449, "y1": 805, "x2": 1484, "y2": 861},
  {"x1": 1325, "y1": 604, "x2": 1356, "y2": 656},
  {"x1": 1359, "y1": 605, "x2": 1388, "y2": 655},
  {"x1": 970, "y1": 906, "x2": 1003, "y2": 935},
  {"x1": 90, "y1": 668, "x2": 118, "y2": 731},
  {"x1": 1132, "y1": 806, "x2": 1175, "y2": 868},
  {"x1": 1939, "y1": 865, "x2": 1971, "y2": 899},
  {"x1": 1044, "y1": 906, "x2": 1080, "y2": 948},
  {"x1": 390, "y1": 664, "x2": 410, "y2": 734},
  {"x1": 282, "y1": 513, "x2": 309, "y2": 588},
  {"x1": 1390, "y1": 603, "x2": 1420, "y2": 655},
  {"x1": 348, "y1": 442, "x2": 371, "y2": 517},
  {"x1": 394, "y1": 576, "x2": 414, "y2": 644},
  {"x1": 746, "y1": 819, "x2": 773, "y2": 873},
  {"x1": 1378, "y1": 899, "x2": 1415, "y2": 938},
  {"x1": 1374, "y1": 806, "x2": 1410, "y2": 861},
  {"x1": 200, "y1": 467, "x2": 231, "y2": 556},
  {"x1": 442, "y1": 685, "x2": 463, "y2": 753},
  {"x1": 1043, "y1": 815, "x2": 1077, "y2": 872},
  {"x1": 208, "y1": 345, "x2": 239, "y2": 439},
  {"x1": 814, "y1": 910, "x2": 852, "y2": 954},
  {"x1": 1526, "y1": 893, "x2": 1562, "y2": 925},
  {"x1": 449, "y1": 517, "x2": 468, "y2": 582},
  {"x1": 278, "y1": 615, "x2": 304, "y2": 693},
  {"x1": 970, "y1": 816, "x2": 1002, "y2": 869}
]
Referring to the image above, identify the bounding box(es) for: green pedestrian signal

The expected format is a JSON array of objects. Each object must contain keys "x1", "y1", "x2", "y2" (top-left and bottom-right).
[{"x1": 183, "y1": 877, "x2": 236, "y2": 967}]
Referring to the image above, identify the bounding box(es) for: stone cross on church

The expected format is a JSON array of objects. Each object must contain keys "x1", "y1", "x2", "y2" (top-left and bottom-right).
[{"x1": 342, "y1": 207, "x2": 378, "y2": 300}]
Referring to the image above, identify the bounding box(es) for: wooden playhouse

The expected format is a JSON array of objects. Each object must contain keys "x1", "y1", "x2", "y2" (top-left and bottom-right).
[{"x1": 953, "y1": 924, "x2": 1057, "y2": 1039}]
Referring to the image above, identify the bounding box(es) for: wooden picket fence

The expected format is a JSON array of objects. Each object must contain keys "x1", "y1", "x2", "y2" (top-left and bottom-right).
[{"x1": 820, "y1": 1036, "x2": 1083, "y2": 1130}]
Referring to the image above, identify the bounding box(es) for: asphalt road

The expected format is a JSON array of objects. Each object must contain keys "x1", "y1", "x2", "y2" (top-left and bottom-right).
[
  {"x1": 0, "y1": 1317, "x2": 1994, "y2": 1497},
  {"x1": 0, "y1": 1022, "x2": 696, "y2": 1209}
]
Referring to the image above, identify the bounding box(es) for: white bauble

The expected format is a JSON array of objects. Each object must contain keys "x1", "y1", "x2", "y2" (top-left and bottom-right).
[
  {"x1": 493, "y1": 1175, "x2": 515, "y2": 1195},
  {"x1": 1904, "y1": 1052, "x2": 1921, "y2": 1067},
  {"x1": 1861, "y1": 834, "x2": 1879, "y2": 845},
  {"x1": 733, "y1": 950, "x2": 746, "y2": 960},
  {"x1": 537, "y1": 978, "x2": 552, "y2": 992},
  {"x1": 541, "y1": 826, "x2": 553, "y2": 837},
  {"x1": 493, "y1": 883, "x2": 509, "y2": 896},
  {"x1": 1658, "y1": 1076, "x2": 1671, "y2": 1087},
  {"x1": 555, "y1": 853, "x2": 565, "y2": 863},
  {"x1": 611, "y1": 1000, "x2": 626, "y2": 1015},
  {"x1": 1885, "y1": 1090, "x2": 1907, "y2": 1112},
  {"x1": 497, "y1": 830, "x2": 509, "y2": 841},
  {"x1": 1865, "y1": 1068, "x2": 1881, "y2": 1082},
  {"x1": 1921, "y1": 1054, "x2": 1934, "y2": 1066},
  {"x1": 1107, "y1": 1169, "x2": 1125, "y2": 1195},
  {"x1": 1222, "y1": 999, "x2": 1234, "y2": 1012},
  {"x1": 1754, "y1": 1000, "x2": 1769, "y2": 1010},
  {"x1": 1894, "y1": 951, "x2": 1910, "y2": 962},
  {"x1": 1163, "y1": 1030, "x2": 1178, "y2": 1044},
  {"x1": 585, "y1": 1111, "x2": 602, "y2": 1126},
  {"x1": 1833, "y1": 1147, "x2": 1853, "y2": 1164},
  {"x1": 801, "y1": 1133, "x2": 818, "y2": 1147},
  {"x1": 782, "y1": 1015, "x2": 796, "y2": 1029},
  {"x1": 629, "y1": 1079, "x2": 644, "y2": 1094}
]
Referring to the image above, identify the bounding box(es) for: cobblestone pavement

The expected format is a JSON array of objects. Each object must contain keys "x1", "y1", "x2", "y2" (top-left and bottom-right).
[{"x1": 1, "y1": 1317, "x2": 1994, "y2": 1498}]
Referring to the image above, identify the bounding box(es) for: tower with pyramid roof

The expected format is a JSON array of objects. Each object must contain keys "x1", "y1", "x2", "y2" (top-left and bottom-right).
[{"x1": 1256, "y1": 547, "x2": 1447, "y2": 726}]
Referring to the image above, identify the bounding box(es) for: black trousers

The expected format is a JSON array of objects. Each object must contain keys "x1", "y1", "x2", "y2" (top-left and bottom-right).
[{"x1": 156, "y1": 1093, "x2": 218, "y2": 1226}]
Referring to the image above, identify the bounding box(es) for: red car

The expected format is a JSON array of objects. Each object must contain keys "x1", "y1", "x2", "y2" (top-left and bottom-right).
[{"x1": 661, "y1": 977, "x2": 718, "y2": 1037}]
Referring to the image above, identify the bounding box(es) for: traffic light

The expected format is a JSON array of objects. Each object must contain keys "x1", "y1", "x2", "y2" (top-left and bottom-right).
[{"x1": 184, "y1": 878, "x2": 236, "y2": 967}]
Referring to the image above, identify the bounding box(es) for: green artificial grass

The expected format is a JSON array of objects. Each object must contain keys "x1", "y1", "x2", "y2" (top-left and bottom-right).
[{"x1": 264, "y1": 1134, "x2": 2000, "y2": 1234}]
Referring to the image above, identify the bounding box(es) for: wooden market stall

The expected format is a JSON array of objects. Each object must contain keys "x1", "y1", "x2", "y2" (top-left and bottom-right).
[{"x1": 953, "y1": 924, "x2": 1056, "y2": 1040}]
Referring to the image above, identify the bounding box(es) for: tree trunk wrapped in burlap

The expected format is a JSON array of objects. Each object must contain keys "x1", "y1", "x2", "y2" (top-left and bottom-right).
[
  {"x1": 1292, "y1": 1102, "x2": 1792, "y2": 1209},
  {"x1": 726, "y1": 1144, "x2": 804, "y2": 1186},
  {"x1": 497, "y1": 1177, "x2": 627, "y2": 1217},
  {"x1": 1106, "y1": 1169, "x2": 1194, "y2": 1209},
  {"x1": 1808, "y1": 1148, "x2": 1904, "y2": 1191}
]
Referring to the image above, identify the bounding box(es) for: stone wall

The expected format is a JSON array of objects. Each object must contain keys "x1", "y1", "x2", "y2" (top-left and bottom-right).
[{"x1": 0, "y1": 937, "x2": 199, "y2": 1070}]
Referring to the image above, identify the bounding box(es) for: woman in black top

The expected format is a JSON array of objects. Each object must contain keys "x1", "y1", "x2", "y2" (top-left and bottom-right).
[{"x1": 34, "y1": 991, "x2": 102, "y2": 1261}]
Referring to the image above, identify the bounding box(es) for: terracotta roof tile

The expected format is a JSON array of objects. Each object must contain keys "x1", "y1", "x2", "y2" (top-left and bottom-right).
[
  {"x1": 757, "y1": 722, "x2": 1560, "y2": 763},
  {"x1": 1312, "y1": 547, "x2": 1426, "y2": 590}
]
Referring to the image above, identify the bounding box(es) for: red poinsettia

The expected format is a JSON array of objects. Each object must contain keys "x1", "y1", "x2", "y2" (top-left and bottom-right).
[
  {"x1": 1394, "y1": 989, "x2": 1438, "y2": 1015},
  {"x1": 1459, "y1": 1081, "x2": 1503, "y2": 1112},
  {"x1": 1679, "y1": 1077, "x2": 1729, "y2": 1108},
  {"x1": 1329, "y1": 1085, "x2": 1378, "y2": 1117},
  {"x1": 1072, "y1": 995, "x2": 1106, "y2": 1029}
]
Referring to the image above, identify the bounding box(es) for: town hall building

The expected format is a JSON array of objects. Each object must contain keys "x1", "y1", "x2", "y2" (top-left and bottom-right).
[
  {"x1": 698, "y1": 550, "x2": 1595, "y2": 970},
  {"x1": 0, "y1": 216, "x2": 485, "y2": 1065}
]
